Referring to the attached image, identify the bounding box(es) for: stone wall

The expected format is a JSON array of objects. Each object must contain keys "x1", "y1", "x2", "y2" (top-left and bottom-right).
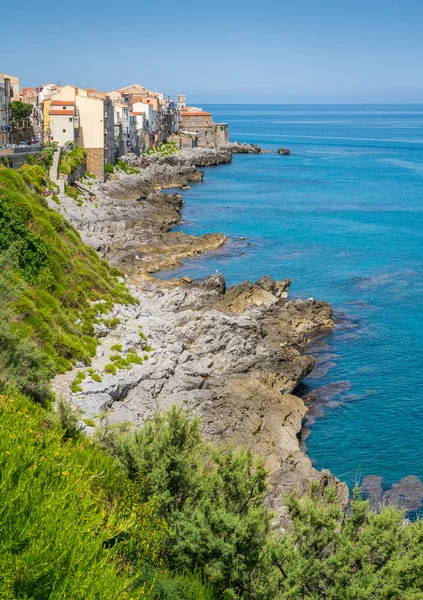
[
  {"x1": 215, "y1": 124, "x2": 229, "y2": 147},
  {"x1": 85, "y1": 147, "x2": 105, "y2": 182},
  {"x1": 179, "y1": 115, "x2": 229, "y2": 149}
]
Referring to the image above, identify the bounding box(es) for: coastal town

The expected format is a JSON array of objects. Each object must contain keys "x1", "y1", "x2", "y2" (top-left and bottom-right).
[{"x1": 0, "y1": 71, "x2": 229, "y2": 180}]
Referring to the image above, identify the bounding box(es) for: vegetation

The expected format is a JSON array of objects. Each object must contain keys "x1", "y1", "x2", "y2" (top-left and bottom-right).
[
  {"x1": 93, "y1": 406, "x2": 423, "y2": 599},
  {"x1": 59, "y1": 146, "x2": 87, "y2": 175},
  {"x1": 144, "y1": 141, "x2": 180, "y2": 157},
  {"x1": 0, "y1": 391, "x2": 169, "y2": 600},
  {"x1": 35, "y1": 141, "x2": 58, "y2": 170},
  {"x1": 65, "y1": 183, "x2": 82, "y2": 202},
  {"x1": 0, "y1": 166, "x2": 135, "y2": 402},
  {"x1": 105, "y1": 162, "x2": 114, "y2": 174},
  {"x1": 2, "y1": 385, "x2": 423, "y2": 599},
  {"x1": 11, "y1": 100, "x2": 33, "y2": 129},
  {"x1": 115, "y1": 159, "x2": 140, "y2": 174}
]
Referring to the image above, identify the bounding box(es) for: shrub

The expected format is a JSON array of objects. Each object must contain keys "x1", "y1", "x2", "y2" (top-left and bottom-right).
[
  {"x1": 104, "y1": 163, "x2": 114, "y2": 174},
  {"x1": 111, "y1": 343, "x2": 123, "y2": 352},
  {"x1": 59, "y1": 147, "x2": 87, "y2": 175},
  {"x1": 102, "y1": 407, "x2": 271, "y2": 598}
]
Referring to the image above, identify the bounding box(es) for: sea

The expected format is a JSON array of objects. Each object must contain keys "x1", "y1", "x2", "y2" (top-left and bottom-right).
[{"x1": 158, "y1": 104, "x2": 423, "y2": 497}]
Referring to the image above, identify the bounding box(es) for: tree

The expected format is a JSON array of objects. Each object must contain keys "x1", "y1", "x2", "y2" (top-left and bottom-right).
[{"x1": 11, "y1": 100, "x2": 33, "y2": 128}]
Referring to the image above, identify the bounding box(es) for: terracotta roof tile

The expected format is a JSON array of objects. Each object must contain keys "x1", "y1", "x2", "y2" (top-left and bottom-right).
[
  {"x1": 181, "y1": 111, "x2": 211, "y2": 117},
  {"x1": 51, "y1": 100, "x2": 75, "y2": 106},
  {"x1": 51, "y1": 110, "x2": 74, "y2": 115}
]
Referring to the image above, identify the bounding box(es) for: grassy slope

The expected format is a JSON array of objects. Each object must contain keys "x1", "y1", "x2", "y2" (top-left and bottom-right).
[{"x1": 0, "y1": 166, "x2": 134, "y2": 401}]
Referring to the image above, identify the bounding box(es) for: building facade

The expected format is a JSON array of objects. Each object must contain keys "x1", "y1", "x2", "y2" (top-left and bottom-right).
[
  {"x1": 0, "y1": 74, "x2": 12, "y2": 145},
  {"x1": 49, "y1": 85, "x2": 115, "y2": 180}
]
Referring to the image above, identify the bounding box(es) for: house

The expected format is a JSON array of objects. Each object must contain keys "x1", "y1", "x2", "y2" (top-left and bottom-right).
[
  {"x1": 179, "y1": 100, "x2": 228, "y2": 148},
  {"x1": 1, "y1": 73, "x2": 19, "y2": 100},
  {"x1": 130, "y1": 111, "x2": 146, "y2": 153},
  {"x1": 0, "y1": 74, "x2": 13, "y2": 145},
  {"x1": 49, "y1": 85, "x2": 115, "y2": 180},
  {"x1": 113, "y1": 102, "x2": 132, "y2": 156},
  {"x1": 20, "y1": 87, "x2": 37, "y2": 106},
  {"x1": 39, "y1": 83, "x2": 60, "y2": 141}
]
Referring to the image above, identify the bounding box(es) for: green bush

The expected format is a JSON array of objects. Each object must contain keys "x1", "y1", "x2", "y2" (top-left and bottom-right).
[
  {"x1": 105, "y1": 162, "x2": 114, "y2": 174},
  {"x1": 101, "y1": 407, "x2": 270, "y2": 598},
  {"x1": 59, "y1": 147, "x2": 87, "y2": 175}
]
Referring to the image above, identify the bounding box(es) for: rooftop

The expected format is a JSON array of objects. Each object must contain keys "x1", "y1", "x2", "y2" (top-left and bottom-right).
[{"x1": 51, "y1": 100, "x2": 75, "y2": 106}]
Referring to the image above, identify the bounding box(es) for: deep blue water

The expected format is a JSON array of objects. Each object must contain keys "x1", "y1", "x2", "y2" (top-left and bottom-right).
[{"x1": 159, "y1": 105, "x2": 423, "y2": 493}]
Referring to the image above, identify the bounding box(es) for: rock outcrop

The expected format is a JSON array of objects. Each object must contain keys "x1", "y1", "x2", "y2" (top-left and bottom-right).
[{"x1": 278, "y1": 147, "x2": 290, "y2": 155}]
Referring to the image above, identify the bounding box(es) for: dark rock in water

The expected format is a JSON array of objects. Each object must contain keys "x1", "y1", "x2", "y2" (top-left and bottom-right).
[
  {"x1": 278, "y1": 147, "x2": 290, "y2": 155},
  {"x1": 362, "y1": 475, "x2": 384, "y2": 508},
  {"x1": 383, "y1": 475, "x2": 423, "y2": 512},
  {"x1": 363, "y1": 474, "x2": 423, "y2": 513},
  {"x1": 226, "y1": 142, "x2": 263, "y2": 154}
]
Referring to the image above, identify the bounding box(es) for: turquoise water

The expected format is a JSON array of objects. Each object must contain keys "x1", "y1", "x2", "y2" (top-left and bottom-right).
[{"x1": 159, "y1": 105, "x2": 423, "y2": 492}]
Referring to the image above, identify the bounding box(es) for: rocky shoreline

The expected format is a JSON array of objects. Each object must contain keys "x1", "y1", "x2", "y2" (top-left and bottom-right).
[{"x1": 51, "y1": 143, "x2": 348, "y2": 526}]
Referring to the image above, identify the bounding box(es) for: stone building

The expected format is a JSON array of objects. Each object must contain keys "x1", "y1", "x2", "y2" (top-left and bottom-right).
[{"x1": 179, "y1": 106, "x2": 229, "y2": 148}]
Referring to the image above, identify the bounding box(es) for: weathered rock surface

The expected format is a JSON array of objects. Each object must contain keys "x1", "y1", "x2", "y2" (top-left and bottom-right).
[
  {"x1": 225, "y1": 142, "x2": 263, "y2": 154},
  {"x1": 363, "y1": 474, "x2": 423, "y2": 513}
]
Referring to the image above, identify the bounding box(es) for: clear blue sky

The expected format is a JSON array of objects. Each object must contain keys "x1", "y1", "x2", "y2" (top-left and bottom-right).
[{"x1": 2, "y1": 0, "x2": 422, "y2": 103}]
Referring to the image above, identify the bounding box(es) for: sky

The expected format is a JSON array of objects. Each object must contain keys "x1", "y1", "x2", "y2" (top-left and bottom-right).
[{"x1": 2, "y1": 0, "x2": 423, "y2": 103}]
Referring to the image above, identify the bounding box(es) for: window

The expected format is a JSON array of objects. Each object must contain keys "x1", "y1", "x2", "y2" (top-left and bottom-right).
[
  {"x1": 63, "y1": 129, "x2": 66, "y2": 133},
  {"x1": 69, "y1": 118, "x2": 72, "y2": 122},
  {"x1": 63, "y1": 106, "x2": 67, "y2": 110}
]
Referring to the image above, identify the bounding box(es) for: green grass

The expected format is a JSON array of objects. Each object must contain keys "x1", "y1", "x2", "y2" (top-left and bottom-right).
[
  {"x1": 143, "y1": 142, "x2": 180, "y2": 157},
  {"x1": 104, "y1": 163, "x2": 114, "y2": 174},
  {"x1": 111, "y1": 343, "x2": 123, "y2": 352},
  {"x1": 0, "y1": 390, "x2": 167, "y2": 599},
  {"x1": 0, "y1": 166, "x2": 136, "y2": 402},
  {"x1": 115, "y1": 160, "x2": 139, "y2": 175},
  {"x1": 70, "y1": 371, "x2": 86, "y2": 393},
  {"x1": 65, "y1": 184, "x2": 82, "y2": 203},
  {"x1": 104, "y1": 363, "x2": 117, "y2": 375}
]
